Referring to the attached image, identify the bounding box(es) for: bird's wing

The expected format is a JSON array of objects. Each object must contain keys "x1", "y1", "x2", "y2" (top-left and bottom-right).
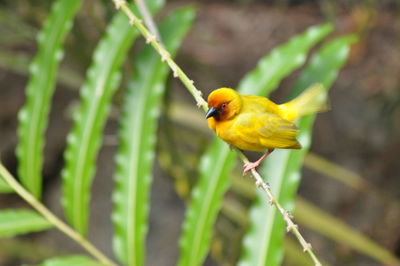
[
  {"x1": 234, "y1": 113, "x2": 301, "y2": 149},
  {"x1": 240, "y1": 95, "x2": 281, "y2": 115}
]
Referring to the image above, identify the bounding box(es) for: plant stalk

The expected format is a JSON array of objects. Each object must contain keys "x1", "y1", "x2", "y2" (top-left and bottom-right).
[
  {"x1": 114, "y1": 0, "x2": 208, "y2": 112},
  {"x1": 238, "y1": 153, "x2": 322, "y2": 266},
  {"x1": 0, "y1": 163, "x2": 118, "y2": 266}
]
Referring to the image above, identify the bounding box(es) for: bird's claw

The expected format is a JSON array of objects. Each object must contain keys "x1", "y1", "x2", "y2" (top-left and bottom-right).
[{"x1": 242, "y1": 162, "x2": 259, "y2": 175}]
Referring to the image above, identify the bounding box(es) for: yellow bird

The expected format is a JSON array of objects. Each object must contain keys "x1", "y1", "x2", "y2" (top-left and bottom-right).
[{"x1": 205, "y1": 84, "x2": 327, "y2": 174}]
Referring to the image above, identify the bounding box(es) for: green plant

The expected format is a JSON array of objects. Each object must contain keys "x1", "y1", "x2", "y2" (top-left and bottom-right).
[
  {"x1": 2, "y1": 0, "x2": 397, "y2": 266},
  {"x1": 1, "y1": 0, "x2": 195, "y2": 265},
  {"x1": 238, "y1": 35, "x2": 355, "y2": 266},
  {"x1": 178, "y1": 24, "x2": 334, "y2": 266}
]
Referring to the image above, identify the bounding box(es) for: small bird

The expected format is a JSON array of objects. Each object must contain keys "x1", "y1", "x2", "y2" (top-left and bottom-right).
[{"x1": 205, "y1": 84, "x2": 327, "y2": 174}]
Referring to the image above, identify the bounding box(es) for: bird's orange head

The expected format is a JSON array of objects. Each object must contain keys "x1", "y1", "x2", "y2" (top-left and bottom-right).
[{"x1": 206, "y1": 88, "x2": 242, "y2": 121}]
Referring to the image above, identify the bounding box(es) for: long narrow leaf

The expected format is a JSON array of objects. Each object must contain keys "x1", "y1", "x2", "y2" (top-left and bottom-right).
[
  {"x1": 61, "y1": 0, "x2": 164, "y2": 235},
  {"x1": 0, "y1": 209, "x2": 52, "y2": 237},
  {"x1": 177, "y1": 23, "x2": 333, "y2": 266},
  {"x1": 237, "y1": 24, "x2": 333, "y2": 95},
  {"x1": 112, "y1": 7, "x2": 195, "y2": 266},
  {"x1": 0, "y1": 176, "x2": 13, "y2": 193},
  {"x1": 16, "y1": 0, "x2": 83, "y2": 199},
  {"x1": 40, "y1": 255, "x2": 101, "y2": 266},
  {"x1": 238, "y1": 35, "x2": 356, "y2": 266}
]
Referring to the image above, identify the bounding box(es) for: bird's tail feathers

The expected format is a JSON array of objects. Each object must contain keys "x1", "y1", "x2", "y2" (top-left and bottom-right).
[{"x1": 281, "y1": 83, "x2": 328, "y2": 120}]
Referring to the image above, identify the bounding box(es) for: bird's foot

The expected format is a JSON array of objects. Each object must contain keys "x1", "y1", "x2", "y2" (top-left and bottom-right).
[
  {"x1": 242, "y1": 149, "x2": 274, "y2": 175},
  {"x1": 243, "y1": 161, "x2": 260, "y2": 175}
]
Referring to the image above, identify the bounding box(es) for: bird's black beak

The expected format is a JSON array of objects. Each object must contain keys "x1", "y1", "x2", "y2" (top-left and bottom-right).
[{"x1": 206, "y1": 106, "x2": 218, "y2": 119}]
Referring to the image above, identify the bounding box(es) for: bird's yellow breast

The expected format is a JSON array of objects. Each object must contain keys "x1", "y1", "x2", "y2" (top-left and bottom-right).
[{"x1": 211, "y1": 115, "x2": 270, "y2": 151}]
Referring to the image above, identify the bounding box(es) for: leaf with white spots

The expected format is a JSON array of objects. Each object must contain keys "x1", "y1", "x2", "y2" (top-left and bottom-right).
[
  {"x1": 177, "y1": 23, "x2": 334, "y2": 266},
  {"x1": 16, "y1": 0, "x2": 83, "y2": 199},
  {"x1": 112, "y1": 7, "x2": 195, "y2": 266},
  {"x1": 238, "y1": 35, "x2": 356, "y2": 266},
  {"x1": 40, "y1": 255, "x2": 101, "y2": 266},
  {"x1": 61, "y1": 0, "x2": 164, "y2": 235}
]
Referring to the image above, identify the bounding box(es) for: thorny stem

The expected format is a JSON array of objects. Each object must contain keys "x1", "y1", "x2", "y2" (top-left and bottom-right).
[
  {"x1": 114, "y1": 0, "x2": 208, "y2": 112},
  {"x1": 0, "y1": 164, "x2": 118, "y2": 266},
  {"x1": 135, "y1": 0, "x2": 163, "y2": 45},
  {"x1": 237, "y1": 153, "x2": 322, "y2": 266},
  {"x1": 112, "y1": 0, "x2": 322, "y2": 265}
]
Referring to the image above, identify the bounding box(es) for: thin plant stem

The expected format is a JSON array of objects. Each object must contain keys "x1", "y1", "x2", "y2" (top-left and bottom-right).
[
  {"x1": 0, "y1": 163, "x2": 118, "y2": 266},
  {"x1": 135, "y1": 0, "x2": 163, "y2": 45},
  {"x1": 237, "y1": 153, "x2": 322, "y2": 266},
  {"x1": 111, "y1": 1, "x2": 323, "y2": 265},
  {"x1": 114, "y1": 0, "x2": 208, "y2": 112}
]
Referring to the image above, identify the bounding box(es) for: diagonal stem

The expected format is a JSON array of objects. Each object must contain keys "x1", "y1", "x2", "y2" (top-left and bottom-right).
[
  {"x1": 237, "y1": 153, "x2": 321, "y2": 266},
  {"x1": 0, "y1": 163, "x2": 118, "y2": 266},
  {"x1": 135, "y1": 0, "x2": 163, "y2": 45},
  {"x1": 114, "y1": 0, "x2": 208, "y2": 112},
  {"x1": 111, "y1": 1, "x2": 323, "y2": 265}
]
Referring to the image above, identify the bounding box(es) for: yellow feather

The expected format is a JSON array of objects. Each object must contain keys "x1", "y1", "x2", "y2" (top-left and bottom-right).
[{"x1": 206, "y1": 84, "x2": 327, "y2": 152}]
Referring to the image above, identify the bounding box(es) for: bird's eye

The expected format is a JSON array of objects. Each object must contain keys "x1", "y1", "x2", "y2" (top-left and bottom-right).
[{"x1": 221, "y1": 103, "x2": 227, "y2": 109}]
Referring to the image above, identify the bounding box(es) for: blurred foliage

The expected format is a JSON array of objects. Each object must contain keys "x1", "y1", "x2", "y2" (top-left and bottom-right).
[
  {"x1": 16, "y1": 0, "x2": 83, "y2": 199},
  {"x1": 295, "y1": 198, "x2": 400, "y2": 265},
  {"x1": 40, "y1": 255, "x2": 101, "y2": 266},
  {"x1": 239, "y1": 35, "x2": 355, "y2": 266},
  {"x1": 0, "y1": 238, "x2": 58, "y2": 264},
  {"x1": 112, "y1": 6, "x2": 194, "y2": 266},
  {"x1": 0, "y1": 176, "x2": 13, "y2": 193},
  {"x1": 162, "y1": 100, "x2": 400, "y2": 265},
  {"x1": 0, "y1": 209, "x2": 53, "y2": 237},
  {"x1": 0, "y1": 0, "x2": 399, "y2": 265},
  {"x1": 61, "y1": 0, "x2": 163, "y2": 236},
  {"x1": 0, "y1": 0, "x2": 195, "y2": 264},
  {"x1": 178, "y1": 24, "x2": 333, "y2": 266}
]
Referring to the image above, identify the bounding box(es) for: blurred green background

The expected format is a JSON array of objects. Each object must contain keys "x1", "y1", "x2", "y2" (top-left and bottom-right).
[{"x1": 0, "y1": 0, "x2": 400, "y2": 265}]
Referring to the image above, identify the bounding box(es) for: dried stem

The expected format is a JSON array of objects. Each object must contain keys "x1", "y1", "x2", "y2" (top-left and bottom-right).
[
  {"x1": 112, "y1": 1, "x2": 322, "y2": 265},
  {"x1": 135, "y1": 0, "x2": 163, "y2": 45},
  {"x1": 114, "y1": 0, "x2": 208, "y2": 111},
  {"x1": 0, "y1": 163, "x2": 118, "y2": 266}
]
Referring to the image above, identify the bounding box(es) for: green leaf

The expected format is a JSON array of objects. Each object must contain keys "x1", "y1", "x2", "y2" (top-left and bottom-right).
[
  {"x1": 112, "y1": 7, "x2": 195, "y2": 266},
  {"x1": 238, "y1": 23, "x2": 333, "y2": 95},
  {"x1": 178, "y1": 139, "x2": 237, "y2": 266},
  {"x1": 16, "y1": 0, "x2": 83, "y2": 199},
  {"x1": 0, "y1": 209, "x2": 52, "y2": 237},
  {"x1": 40, "y1": 255, "x2": 102, "y2": 266},
  {"x1": 289, "y1": 35, "x2": 358, "y2": 98},
  {"x1": 238, "y1": 35, "x2": 356, "y2": 266},
  {"x1": 295, "y1": 198, "x2": 400, "y2": 266},
  {"x1": 177, "y1": 23, "x2": 332, "y2": 266},
  {"x1": 61, "y1": 0, "x2": 164, "y2": 235},
  {"x1": 0, "y1": 175, "x2": 13, "y2": 193}
]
